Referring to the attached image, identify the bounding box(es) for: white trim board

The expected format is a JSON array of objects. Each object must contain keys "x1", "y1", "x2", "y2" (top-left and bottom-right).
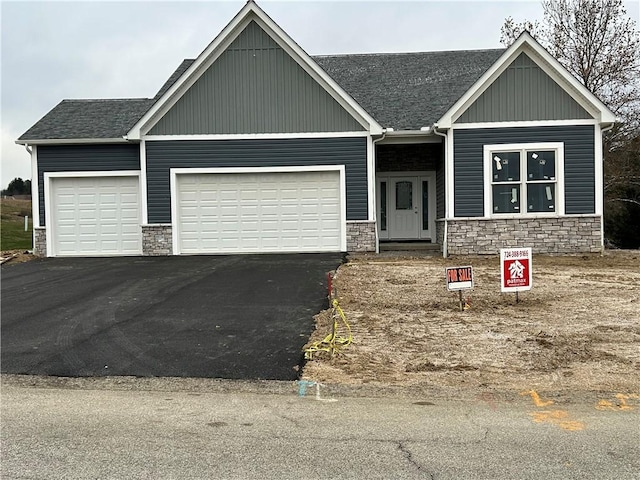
[
  {"x1": 140, "y1": 140, "x2": 148, "y2": 224},
  {"x1": 451, "y1": 119, "x2": 598, "y2": 130},
  {"x1": 169, "y1": 165, "x2": 348, "y2": 255},
  {"x1": 143, "y1": 132, "x2": 370, "y2": 141}
]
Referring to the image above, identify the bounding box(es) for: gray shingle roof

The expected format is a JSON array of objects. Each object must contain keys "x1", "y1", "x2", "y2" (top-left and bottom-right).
[
  {"x1": 19, "y1": 49, "x2": 504, "y2": 141},
  {"x1": 18, "y1": 98, "x2": 154, "y2": 141},
  {"x1": 314, "y1": 49, "x2": 505, "y2": 130},
  {"x1": 154, "y1": 59, "x2": 195, "y2": 100}
]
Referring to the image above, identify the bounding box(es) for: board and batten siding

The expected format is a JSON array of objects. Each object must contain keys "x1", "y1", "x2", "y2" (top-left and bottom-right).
[
  {"x1": 453, "y1": 125, "x2": 595, "y2": 217},
  {"x1": 456, "y1": 53, "x2": 592, "y2": 123},
  {"x1": 149, "y1": 21, "x2": 364, "y2": 135},
  {"x1": 37, "y1": 144, "x2": 140, "y2": 226},
  {"x1": 145, "y1": 137, "x2": 368, "y2": 224}
]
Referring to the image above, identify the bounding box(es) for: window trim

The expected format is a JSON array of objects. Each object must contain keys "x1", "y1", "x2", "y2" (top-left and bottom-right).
[{"x1": 483, "y1": 142, "x2": 565, "y2": 218}]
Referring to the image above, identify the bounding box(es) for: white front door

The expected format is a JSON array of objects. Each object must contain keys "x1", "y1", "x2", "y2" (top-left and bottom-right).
[{"x1": 378, "y1": 173, "x2": 436, "y2": 241}]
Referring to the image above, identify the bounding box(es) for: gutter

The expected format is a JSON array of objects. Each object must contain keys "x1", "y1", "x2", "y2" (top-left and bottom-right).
[
  {"x1": 599, "y1": 122, "x2": 616, "y2": 253},
  {"x1": 15, "y1": 137, "x2": 130, "y2": 146},
  {"x1": 432, "y1": 123, "x2": 448, "y2": 258},
  {"x1": 601, "y1": 122, "x2": 615, "y2": 136}
]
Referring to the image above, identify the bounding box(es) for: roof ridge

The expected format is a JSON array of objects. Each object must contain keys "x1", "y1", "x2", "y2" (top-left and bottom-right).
[
  {"x1": 60, "y1": 98, "x2": 153, "y2": 103},
  {"x1": 312, "y1": 48, "x2": 505, "y2": 58}
]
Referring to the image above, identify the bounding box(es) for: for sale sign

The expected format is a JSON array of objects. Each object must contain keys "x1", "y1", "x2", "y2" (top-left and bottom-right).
[
  {"x1": 500, "y1": 248, "x2": 532, "y2": 292},
  {"x1": 446, "y1": 266, "x2": 473, "y2": 291}
]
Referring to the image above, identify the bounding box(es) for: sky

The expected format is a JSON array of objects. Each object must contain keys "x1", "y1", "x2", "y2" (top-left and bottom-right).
[{"x1": 1, "y1": 0, "x2": 638, "y2": 187}]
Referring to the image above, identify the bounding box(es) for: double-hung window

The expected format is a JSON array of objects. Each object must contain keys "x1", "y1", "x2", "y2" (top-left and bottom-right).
[{"x1": 483, "y1": 143, "x2": 564, "y2": 216}]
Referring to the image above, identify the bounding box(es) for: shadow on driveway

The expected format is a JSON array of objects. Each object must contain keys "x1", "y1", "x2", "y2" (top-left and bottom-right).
[{"x1": 1, "y1": 254, "x2": 343, "y2": 381}]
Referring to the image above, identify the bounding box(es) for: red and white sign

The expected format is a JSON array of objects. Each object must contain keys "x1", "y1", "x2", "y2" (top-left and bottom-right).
[
  {"x1": 446, "y1": 266, "x2": 473, "y2": 291},
  {"x1": 500, "y1": 248, "x2": 532, "y2": 292}
]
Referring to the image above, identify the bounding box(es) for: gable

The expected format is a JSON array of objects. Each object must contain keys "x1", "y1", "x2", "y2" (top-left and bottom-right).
[
  {"x1": 455, "y1": 52, "x2": 593, "y2": 124},
  {"x1": 148, "y1": 21, "x2": 365, "y2": 135}
]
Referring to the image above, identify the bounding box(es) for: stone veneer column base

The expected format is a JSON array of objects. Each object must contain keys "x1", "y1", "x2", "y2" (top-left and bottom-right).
[
  {"x1": 346, "y1": 221, "x2": 376, "y2": 252},
  {"x1": 142, "y1": 225, "x2": 173, "y2": 256},
  {"x1": 435, "y1": 220, "x2": 445, "y2": 253},
  {"x1": 446, "y1": 216, "x2": 602, "y2": 255},
  {"x1": 33, "y1": 227, "x2": 47, "y2": 256}
]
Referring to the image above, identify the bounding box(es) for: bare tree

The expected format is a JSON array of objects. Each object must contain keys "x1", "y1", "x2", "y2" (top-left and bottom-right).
[{"x1": 501, "y1": 0, "x2": 640, "y2": 247}]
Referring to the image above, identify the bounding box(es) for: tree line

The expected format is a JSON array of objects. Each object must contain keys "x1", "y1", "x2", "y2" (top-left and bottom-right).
[{"x1": 2, "y1": 178, "x2": 32, "y2": 196}]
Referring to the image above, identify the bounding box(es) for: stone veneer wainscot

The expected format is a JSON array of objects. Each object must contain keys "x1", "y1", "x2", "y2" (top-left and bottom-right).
[
  {"x1": 346, "y1": 221, "x2": 376, "y2": 252},
  {"x1": 445, "y1": 216, "x2": 602, "y2": 255},
  {"x1": 142, "y1": 225, "x2": 172, "y2": 256}
]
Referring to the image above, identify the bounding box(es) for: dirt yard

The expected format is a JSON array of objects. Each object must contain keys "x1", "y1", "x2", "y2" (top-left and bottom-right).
[{"x1": 302, "y1": 250, "x2": 640, "y2": 394}]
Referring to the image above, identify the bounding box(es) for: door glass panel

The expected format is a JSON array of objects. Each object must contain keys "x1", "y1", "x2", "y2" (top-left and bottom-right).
[
  {"x1": 396, "y1": 181, "x2": 413, "y2": 210},
  {"x1": 422, "y1": 181, "x2": 429, "y2": 230},
  {"x1": 380, "y1": 182, "x2": 387, "y2": 231}
]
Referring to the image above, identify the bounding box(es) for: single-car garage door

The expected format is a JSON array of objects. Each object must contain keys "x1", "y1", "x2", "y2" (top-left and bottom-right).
[
  {"x1": 176, "y1": 170, "x2": 343, "y2": 254},
  {"x1": 49, "y1": 176, "x2": 141, "y2": 256}
]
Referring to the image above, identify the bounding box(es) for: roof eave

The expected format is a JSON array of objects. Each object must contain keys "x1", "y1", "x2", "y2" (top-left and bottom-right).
[{"x1": 16, "y1": 137, "x2": 131, "y2": 146}]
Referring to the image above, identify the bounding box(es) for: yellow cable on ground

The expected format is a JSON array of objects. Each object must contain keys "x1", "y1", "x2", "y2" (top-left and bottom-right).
[{"x1": 304, "y1": 299, "x2": 352, "y2": 359}]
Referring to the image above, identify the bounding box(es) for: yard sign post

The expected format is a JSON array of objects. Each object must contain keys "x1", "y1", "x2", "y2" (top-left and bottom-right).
[
  {"x1": 500, "y1": 248, "x2": 532, "y2": 303},
  {"x1": 446, "y1": 266, "x2": 473, "y2": 311}
]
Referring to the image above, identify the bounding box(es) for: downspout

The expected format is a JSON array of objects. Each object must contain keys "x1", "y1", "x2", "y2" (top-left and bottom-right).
[
  {"x1": 432, "y1": 124, "x2": 448, "y2": 258},
  {"x1": 371, "y1": 129, "x2": 388, "y2": 254},
  {"x1": 599, "y1": 122, "x2": 615, "y2": 253},
  {"x1": 24, "y1": 144, "x2": 34, "y2": 253}
]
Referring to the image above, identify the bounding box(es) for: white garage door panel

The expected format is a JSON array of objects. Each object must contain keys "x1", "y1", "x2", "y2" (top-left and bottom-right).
[
  {"x1": 177, "y1": 171, "x2": 342, "y2": 254},
  {"x1": 50, "y1": 176, "x2": 141, "y2": 256}
]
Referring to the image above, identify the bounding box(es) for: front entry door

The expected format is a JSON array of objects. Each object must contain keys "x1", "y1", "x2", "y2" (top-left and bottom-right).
[
  {"x1": 378, "y1": 173, "x2": 436, "y2": 241},
  {"x1": 390, "y1": 177, "x2": 420, "y2": 239}
]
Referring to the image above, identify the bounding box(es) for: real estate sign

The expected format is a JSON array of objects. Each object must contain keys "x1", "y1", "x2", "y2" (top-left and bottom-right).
[
  {"x1": 500, "y1": 248, "x2": 532, "y2": 292},
  {"x1": 446, "y1": 266, "x2": 473, "y2": 291}
]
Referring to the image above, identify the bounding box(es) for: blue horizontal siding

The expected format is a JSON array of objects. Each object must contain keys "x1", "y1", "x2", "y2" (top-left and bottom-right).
[
  {"x1": 145, "y1": 137, "x2": 368, "y2": 223},
  {"x1": 37, "y1": 144, "x2": 140, "y2": 226},
  {"x1": 453, "y1": 125, "x2": 596, "y2": 217}
]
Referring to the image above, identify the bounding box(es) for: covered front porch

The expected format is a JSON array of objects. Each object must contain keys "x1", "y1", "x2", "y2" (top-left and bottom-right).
[{"x1": 375, "y1": 136, "x2": 445, "y2": 248}]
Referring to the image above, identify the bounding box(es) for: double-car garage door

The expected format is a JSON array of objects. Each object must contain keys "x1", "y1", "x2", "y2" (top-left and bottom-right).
[
  {"x1": 47, "y1": 170, "x2": 343, "y2": 256},
  {"x1": 175, "y1": 170, "x2": 343, "y2": 254}
]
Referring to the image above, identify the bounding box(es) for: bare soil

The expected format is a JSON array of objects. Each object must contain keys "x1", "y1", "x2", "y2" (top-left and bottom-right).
[
  {"x1": 302, "y1": 250, "x2": 640, "y2": 394},
  {"x1": 0, "y1": 250, "x2": 37, "y2": 266}
]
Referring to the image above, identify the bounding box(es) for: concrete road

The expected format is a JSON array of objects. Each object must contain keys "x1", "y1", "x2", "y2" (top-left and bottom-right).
[
  {"x1": 1, "y1": 254, "x2": 343, "y2": 380},
  {"x1": 2, "y1": 382, "x2": 639, "y2": 479}
]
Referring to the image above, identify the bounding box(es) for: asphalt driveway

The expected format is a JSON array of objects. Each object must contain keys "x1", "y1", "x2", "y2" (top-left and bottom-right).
[{"x1": 1, "y1": 254, "x2": 343, "y2": 380}]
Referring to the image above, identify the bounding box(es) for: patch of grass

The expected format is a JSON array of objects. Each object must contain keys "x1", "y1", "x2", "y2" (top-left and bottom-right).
[{"x1": 1, "y1": 198, "x2": 33, "y2": 250}]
